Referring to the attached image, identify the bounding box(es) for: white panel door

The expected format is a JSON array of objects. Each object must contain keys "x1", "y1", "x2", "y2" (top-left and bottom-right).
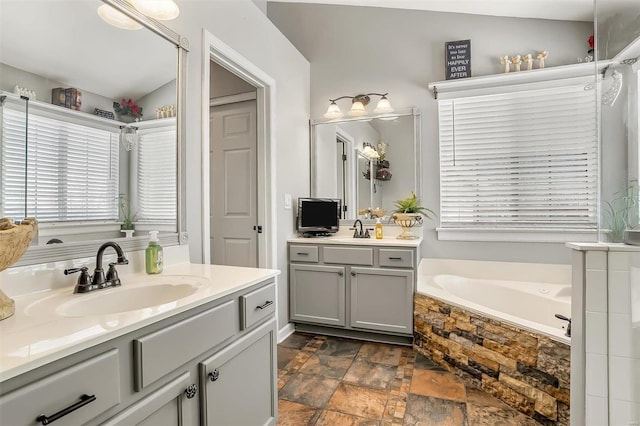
[{"x1": 210, "y1": 100, "x2": 257, "y2": 267}]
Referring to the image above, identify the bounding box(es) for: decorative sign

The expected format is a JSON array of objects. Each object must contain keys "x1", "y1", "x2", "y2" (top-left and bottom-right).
[{"x1": 445, "y1": 40, "x2": 471, "y2": 80}]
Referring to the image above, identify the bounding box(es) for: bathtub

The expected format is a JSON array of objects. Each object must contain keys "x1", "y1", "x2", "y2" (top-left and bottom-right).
[
  {"x1": 417, "y1": 258, "x2": 571, "y2": 344},
  {"x1": 414, "y1": 258, "x2": 572, "y2": 424}
]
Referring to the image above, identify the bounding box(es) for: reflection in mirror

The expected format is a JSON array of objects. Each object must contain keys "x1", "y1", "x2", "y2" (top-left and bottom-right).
[
  {"x1": 311, "y1": 109, "x2": 420, "y2": 220},
  {"x1": 596, "y1": 0, "x2": 640, "y2": 243},
  {"x1": 0, "y1": 0, "x2": 179, "y2": 248}
]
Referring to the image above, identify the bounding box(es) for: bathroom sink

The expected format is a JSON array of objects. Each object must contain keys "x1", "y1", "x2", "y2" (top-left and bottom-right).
[
  {"x1": 56, "y1": 283, "x2": 199, "y2": 317},
  {"x1": 24, "y1": 277, "x2": 205, "y2": 317}
]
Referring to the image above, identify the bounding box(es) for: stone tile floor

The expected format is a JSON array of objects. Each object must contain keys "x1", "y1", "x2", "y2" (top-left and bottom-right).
[{"x1": 277, "y1": 333, "x2": 542, "y2": 426}]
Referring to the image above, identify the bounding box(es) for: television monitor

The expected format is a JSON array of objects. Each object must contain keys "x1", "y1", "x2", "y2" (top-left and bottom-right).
[{"x1": 296, "y1": 198, "x2": 341, "y2": 237}]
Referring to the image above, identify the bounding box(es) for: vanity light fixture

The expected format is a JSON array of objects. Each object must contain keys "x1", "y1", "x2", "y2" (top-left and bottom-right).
[
  {"x1": 360, "y1": 142, "x2": 380, "y2": 159},
  {"x1": 130, "y1": 0, "x2": 180, "y2": 20},
  {"x1": 97, "y1": 4, "x2": 143, "y2": 30},
  {"x1": 324, "y1": 93, "x2": 393, "y2": 119},
  {"x1": 98, "y1": 0, "x2": 180, "y2": 30}
]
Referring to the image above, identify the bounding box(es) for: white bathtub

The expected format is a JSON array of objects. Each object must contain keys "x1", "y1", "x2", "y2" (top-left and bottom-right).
[{"x1": 417, "y1": 258, "x2": 572, "y2": 344}]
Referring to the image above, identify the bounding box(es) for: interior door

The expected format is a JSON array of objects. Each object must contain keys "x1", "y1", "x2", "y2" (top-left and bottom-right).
[{"x1": 210, "y1": 100, "x2": 258, "y2": 267}]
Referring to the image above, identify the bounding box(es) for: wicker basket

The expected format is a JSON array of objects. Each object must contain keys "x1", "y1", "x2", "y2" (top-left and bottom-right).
[{"x1": 0, "y1": 217, "x2": 38, "y2": 320}]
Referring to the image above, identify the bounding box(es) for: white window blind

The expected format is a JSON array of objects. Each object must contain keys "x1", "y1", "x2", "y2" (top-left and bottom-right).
[
  {"x1": 438, "y1": 83, "x2": 598, "y2": 231},
  {"x1": 1, "y1": 106, "x2": 119, "y2": 222},
  {"x1": 136, "y1": 125, "x2": 176, "y2": 224}
]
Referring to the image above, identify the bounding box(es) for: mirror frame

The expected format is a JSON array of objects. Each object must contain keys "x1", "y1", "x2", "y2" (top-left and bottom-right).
[
  {"x1": 14, "y1": 0, "x2": 189, "y2": 267},
  {"x1": 309, "y1": 107, "x2": 422, "y2": 220}
]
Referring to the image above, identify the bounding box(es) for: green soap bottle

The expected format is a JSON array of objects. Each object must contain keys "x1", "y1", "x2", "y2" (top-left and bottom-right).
[{"x1": 145, "y1": 231, "x2": 163, "y2": 274}]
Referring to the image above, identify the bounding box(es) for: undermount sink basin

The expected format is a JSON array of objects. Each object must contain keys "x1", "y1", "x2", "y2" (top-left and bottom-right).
[
  {"x1": 56, "y1": 283, "x2": 199, "y2": 317},
  {"x1": 24, "y1": 277, "x2": 205, "y2": 317}
]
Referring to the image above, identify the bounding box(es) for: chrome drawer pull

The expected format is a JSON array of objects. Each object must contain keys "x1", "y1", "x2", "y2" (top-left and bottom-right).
[
  {"x1": 36, "y1": 394, "x2": 96, "y2": 425},
  {"x1": 256, "y1": 300, "x2": 274, "y2": 310},
  {"x1": 388, "y1": 257, "x2": 403, "y2": 260}
]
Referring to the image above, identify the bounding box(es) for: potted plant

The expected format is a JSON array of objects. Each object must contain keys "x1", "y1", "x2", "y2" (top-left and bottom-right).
[
  {"x1": 118, "y1": 194, "x2": 137, "y2": 238},
  {"x1": 604, "y1": 182, "x2": 638, "y2": 243},
  {"x1": 113, "y1": 98, "x2": 143, "y2": 123},
  {"x1": 391, "y1": 192, "x2": 435, "y2": 239}
]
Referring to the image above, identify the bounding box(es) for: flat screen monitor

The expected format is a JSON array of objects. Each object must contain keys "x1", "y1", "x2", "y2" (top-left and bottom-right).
[{"x1": 296, "y1": 198, "x2": 341, "y2": 237}]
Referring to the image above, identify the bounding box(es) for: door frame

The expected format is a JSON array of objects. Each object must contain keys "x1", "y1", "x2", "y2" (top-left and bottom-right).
[
  {"x1": 201, "y1": 30, "x2": 276, "y2": 272},
  {"x1": 335, "y1": 126, "x2": 356, "y2": 219}
]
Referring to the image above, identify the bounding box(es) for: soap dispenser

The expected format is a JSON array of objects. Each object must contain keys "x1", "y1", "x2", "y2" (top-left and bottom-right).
[
  {"x1": 145, "y1": 231, "x2": 163, "y2": 274},
  {"x1": 375, "y1": 218, "x2": 383, "y2": 239}
]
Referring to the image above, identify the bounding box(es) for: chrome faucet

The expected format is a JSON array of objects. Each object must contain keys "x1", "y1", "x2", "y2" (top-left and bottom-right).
[{"x1": 64, "y1": 242, "x2": 129, "y2": 293}]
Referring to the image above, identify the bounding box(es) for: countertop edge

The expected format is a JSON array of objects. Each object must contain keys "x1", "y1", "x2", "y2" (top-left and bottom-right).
[{"x1": 0, "y1": 265, "x2": 280, "y2": 383}]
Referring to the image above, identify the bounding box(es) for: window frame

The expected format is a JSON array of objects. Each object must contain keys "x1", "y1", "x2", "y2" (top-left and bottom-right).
[{"x1": 430, "y1": 67, "x2": 602, "y2": 243}]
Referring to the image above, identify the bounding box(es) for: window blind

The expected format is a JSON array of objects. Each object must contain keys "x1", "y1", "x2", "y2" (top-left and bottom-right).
[
  {"x1": 438, "y1": 83, "x2": 598, "y2": 230},
  {"x1": 1, "y1": 107, "x2": 119, "y2": 222},
  {"x1": 136, "y1": 125, "x2": 176, "y2": 224}
]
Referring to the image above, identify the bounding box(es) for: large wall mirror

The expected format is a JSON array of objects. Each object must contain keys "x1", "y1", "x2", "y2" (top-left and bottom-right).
[
  {"x1": 0, "y1": 0, "x2": 188, "y2": 266},
  {"x1": 311, "y1": 108, "x2": 421, "y2": 221}
]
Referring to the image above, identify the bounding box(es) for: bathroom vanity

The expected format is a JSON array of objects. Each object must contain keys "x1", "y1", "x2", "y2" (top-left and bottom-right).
[
  {"x1": 288, "y1": 235, "x2": 421, "y2": 343},
  {"x1": 0, "y1": 261, "x2": 279, "y2": 426}
]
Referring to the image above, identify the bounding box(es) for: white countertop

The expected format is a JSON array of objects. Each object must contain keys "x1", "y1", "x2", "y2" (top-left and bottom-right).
[
  {"x1": 566, "y1": 242, "x2": 640, "y2": 252},
  {"x1": 0, "y1": 262, "x2": 280, "y2": 382},
  {"x1": 288, "y1": 236, "x2": 422, "y2": 247}
]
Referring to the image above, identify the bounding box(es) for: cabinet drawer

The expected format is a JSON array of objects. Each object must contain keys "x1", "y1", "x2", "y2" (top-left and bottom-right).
[
  {"x1": 241, "y1": 282, "x2": 276, "y2": 330},
  {"x1": 379, "y1": 249, "x2": 414, "y2": 268},
  {"x1": 133, "y1": 300, "x2": 236, "y2": 390},
  {"x1": 290, "y1": 245, "x2": 319, "y2": 262},
  {"x1": 324, "y1": 246, "x2": 373, "y2": 265},
  {"x1": 0, "y1": 349, "x2": 120, "y2": 426}
]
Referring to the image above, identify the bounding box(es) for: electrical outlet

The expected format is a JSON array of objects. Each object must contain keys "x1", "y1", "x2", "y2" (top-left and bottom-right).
[{"x1": 284, "y1": 193, "x2": 292, "y2": 209}]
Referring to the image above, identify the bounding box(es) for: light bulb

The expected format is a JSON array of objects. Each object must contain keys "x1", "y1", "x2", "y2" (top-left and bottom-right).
[
  {"x1": 97, "y1": 4, "x2": 143, "y2": 30},
  {"x1": 130, "y1": 0, "x2": 180, "y2": 20},
  {"x1": 349, "y1": 101, "x2": 367, "y2": 117},
  {"x1": 374, "y1": 96, "x2": 393, "y2": 114},
  {"x1": 324, "y1": 102, "x2": 343, "y2": 119}
]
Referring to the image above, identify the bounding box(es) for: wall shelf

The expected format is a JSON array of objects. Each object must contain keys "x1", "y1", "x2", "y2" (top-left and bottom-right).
[{"x1": 428, "y1": 60, "x2": 613, "y2": 99}]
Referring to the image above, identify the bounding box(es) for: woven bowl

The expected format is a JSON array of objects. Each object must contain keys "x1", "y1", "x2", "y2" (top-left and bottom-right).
[{"x1": 0, "y1": 218, "x2": 38, "y2": 271}]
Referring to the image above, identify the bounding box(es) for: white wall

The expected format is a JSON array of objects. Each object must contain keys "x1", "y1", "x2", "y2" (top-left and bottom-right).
[
  {"x1": 210, "y1": 62, "x2": 256, "y2": 98},
  {"x1": 159, "y1": 0, "x2": 310, "y2": 332},
  {"x1": 0, "y1": 63, "x2": 114, "y2": 114},
  {"x1": 268, "y1": 3, "x2": 594, "y2": 264},
  {"x1": 136, "y1": 80, "x2": 176, "y2": 120}
]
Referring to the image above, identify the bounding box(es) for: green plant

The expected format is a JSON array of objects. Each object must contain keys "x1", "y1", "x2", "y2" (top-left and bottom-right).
[
  {"x1": 118, "y1": 194, "x2": 137, "y2": 230},
  {"x1": 392, "y1": 191, "x2": 435, "y2": 219},
  {"x1": 604, "y1": 182, "x2": 639, "y2": 243}
]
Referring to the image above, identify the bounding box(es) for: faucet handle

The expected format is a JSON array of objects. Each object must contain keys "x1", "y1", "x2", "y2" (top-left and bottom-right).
[
  {"x1": 106, "y1": 263, "x2": 122, "y2": 287},
  {"x1": 64, "y1": 267, "x2": 87, "y2": 275},
  {"x1": 554, "y1": 314, "x2": 571, "y2": 337},
  {"x1": 65, "y1": 267, "x2": 93, "y2": 293}
]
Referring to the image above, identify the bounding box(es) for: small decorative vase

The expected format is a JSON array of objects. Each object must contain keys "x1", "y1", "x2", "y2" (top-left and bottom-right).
[
  {"x1": 392, "y1": 213, "x2": 423, "y2": 240},
  {"x1": 121, "y1": 229, "x2": 135, "y2": 238}
]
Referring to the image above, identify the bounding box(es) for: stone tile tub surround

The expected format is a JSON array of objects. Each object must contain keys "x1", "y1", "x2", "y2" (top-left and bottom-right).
[{"x1": 414, "y1": 258, "x2": 572, "y2": 424}]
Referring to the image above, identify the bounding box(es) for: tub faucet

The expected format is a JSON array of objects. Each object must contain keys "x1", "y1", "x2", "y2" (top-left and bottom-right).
[
  {"x1": 64, "y1": 241, "x2": 129, "y2": 293},
  {"x1": 555, "y1": 314, "x2": 571, "y2": 337}
]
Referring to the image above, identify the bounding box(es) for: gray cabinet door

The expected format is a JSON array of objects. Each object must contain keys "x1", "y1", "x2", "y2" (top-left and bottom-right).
[
  {"x1": 290, "y1": 264, "x2": 346, "y2": 326},
  {"x1": 199, "y1": 318, "x2": 277, "y2": 426},
  {"x1": 350, "y1": 267, "x2": 414, "y2": 335},
  {"x1": 101, "y1": 372, "x2": 195, "y2": 426}
]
